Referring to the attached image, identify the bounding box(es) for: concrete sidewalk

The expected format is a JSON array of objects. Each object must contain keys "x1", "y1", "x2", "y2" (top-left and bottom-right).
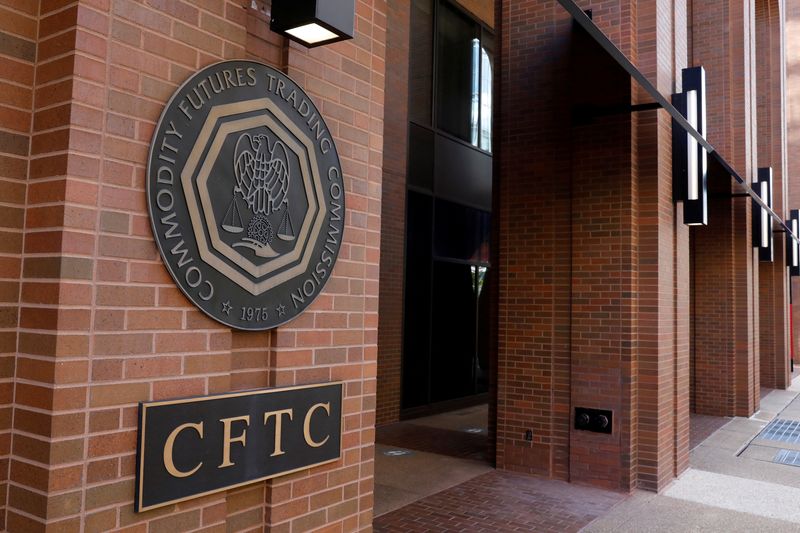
[{"x1": 584, "y1": 378, "x2": 800, "y2": 532}]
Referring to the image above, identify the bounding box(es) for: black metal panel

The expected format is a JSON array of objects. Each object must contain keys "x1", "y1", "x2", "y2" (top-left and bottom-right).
[
  {"x1": 671, "y1": 92, "x2": 689, "y2": 203},
  {"x1": 407, "y1": 123, "x2": 435, "y2": 191},
  {"x1": 434, "y1": 133, "x2": 492, "y2": 211}
]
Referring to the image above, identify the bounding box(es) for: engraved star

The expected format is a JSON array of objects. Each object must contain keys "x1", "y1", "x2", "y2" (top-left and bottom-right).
[
  {"x1": 221, "y1": 301, "x2": 232, "y2": 315},
  {"x1": 276, "y1": 304, "x2": 286, "y2": 317}
]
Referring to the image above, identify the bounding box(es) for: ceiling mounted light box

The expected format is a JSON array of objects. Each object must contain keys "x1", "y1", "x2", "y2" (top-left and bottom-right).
[{"x1": 270, "y1": 0, "x2": 355, "y2": 48}]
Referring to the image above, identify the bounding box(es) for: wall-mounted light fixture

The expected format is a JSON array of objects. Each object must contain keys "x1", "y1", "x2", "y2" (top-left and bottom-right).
[
  {"x1": 788, "y1": 209, "x2": 800, "y2": 276},
  {"x1": 672, "y1": 66, "x2": 707, "y2": 226},
  {"x1": 753, "y1": 167, "x2": 773, "y2": 262},
  {"x1": 270, "y1": 0, "x2": 355, "y2": 48}
]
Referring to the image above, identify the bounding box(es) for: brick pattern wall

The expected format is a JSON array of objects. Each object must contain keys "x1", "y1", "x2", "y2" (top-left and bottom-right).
[
  {"x1": 0, "y1": 1, "x2": 37, "y2": 527},
  {"x1": 786, "y1": 0, "x2": 800, "y2": 360},
  {"x1": 376, "y1": 0, "x2": 409, "y2": 427},
  {"x1": 634, "y1": 0, "x2": 691, "y2": 491},
  {"x1": 495, "y1": 0, "x2": 573, "y2": 483},
  {"x1": 9, "y1": 2, "x2": 94, "y2": 530},
  {"x1": 3, "y1": 0, "x2": 385, "y2": 531},
  {"x1": 755, "y1": 0, "x2": 790, "y2": 391},
  {"x1": 495, "y1": 0, "x2": 689, "y2": 492},
  {"x1": 690, "y1": 0, "x2": 760, "y2": 418}
]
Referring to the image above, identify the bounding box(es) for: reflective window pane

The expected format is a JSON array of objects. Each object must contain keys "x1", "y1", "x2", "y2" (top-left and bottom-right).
[
  {"x1": 435, "y1": 2, "x2": 479, "y2": 143},
  {"x1": 479, "y1": 30, "x2": 493, "y2": 152},
  {"x1": 430, "y1": 261, "x2": 477, "y2": 403},
  {"x1": 433, "y1": 198, "x2": 490, "y2": 263},
  {"x1": 402, "y1": 192, "x2": 433, "y2": 409}
]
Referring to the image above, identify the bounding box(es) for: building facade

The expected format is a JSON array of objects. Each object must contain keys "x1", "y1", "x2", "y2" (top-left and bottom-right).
[{"x1": 0, "y1": 0, "x2": 797, "y2": 531}]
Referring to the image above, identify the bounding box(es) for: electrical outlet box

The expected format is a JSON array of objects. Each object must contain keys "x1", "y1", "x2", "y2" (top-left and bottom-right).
[{"x1": 574, "y1": 407, "x2": 613, "y2": 434}]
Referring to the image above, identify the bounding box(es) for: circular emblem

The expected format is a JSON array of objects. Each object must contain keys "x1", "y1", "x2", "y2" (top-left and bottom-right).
[{"x1": 147, "y1": 60, "x2": 345, "y2": 330}]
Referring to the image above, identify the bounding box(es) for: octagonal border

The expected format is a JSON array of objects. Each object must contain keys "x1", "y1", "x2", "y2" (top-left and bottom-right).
[
  {"x1": 196, "y1": 115, "x2": 316, "y2": 276},
  {"x1": 180, "y1": 99, "x2": 329, "y2": 296}
]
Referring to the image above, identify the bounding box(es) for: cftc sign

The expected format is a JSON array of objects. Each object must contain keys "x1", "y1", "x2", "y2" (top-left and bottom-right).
[
  {"x1": 147, "y1": 60, "x2": 345, "y2": 330},
  {"x1": 135, "y1": 383, "x2": 342, "y2": 512}
]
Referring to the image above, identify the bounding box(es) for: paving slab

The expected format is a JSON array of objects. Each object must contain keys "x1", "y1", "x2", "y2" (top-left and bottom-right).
[
  {"x1": 583, "y1": 490, "x2": 799, "y2": 532},
  {"x1": 374, "y1": 444, "x2": 492, "y2": 516}
]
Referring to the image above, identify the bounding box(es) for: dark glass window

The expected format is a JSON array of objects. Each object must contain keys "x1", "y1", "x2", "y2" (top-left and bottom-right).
[
  {"x1": 433, "y1": 198, "x2": 490, "y2": 263},
  {"x1": 431, "y1": 2, "x2": 493, "y2": 152},
  {"x1": 435, "y1": 2, "x2": 479, "y2": 143},
  {"x1": 430, "y1": 261, "x2": 477, "y2": 402},
  {"x1": 401, "y1": 2, "x2": 494, "y2": 413},
  {"x1": 402, "y1": 191, "x2": 433, "y2": 409}
]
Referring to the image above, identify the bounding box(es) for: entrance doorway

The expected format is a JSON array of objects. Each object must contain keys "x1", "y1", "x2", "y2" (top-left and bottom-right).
[
  {"x1": 401, "y1": 195, "x2": 491, "y2": 416},
  {"x1": 374, "y1": 0, "x2": 496, "y2": 518}
]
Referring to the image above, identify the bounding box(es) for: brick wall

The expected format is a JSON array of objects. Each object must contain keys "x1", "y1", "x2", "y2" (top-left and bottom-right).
[
  {"x1": 755, "y1": 0, "x2": 790, "y2": 391},
  {"x1": 494, "y1": 0, "x2": 573, "y2": 483},
  {"x1": 0, "y1": 1, "x2": 37, "y2": 526},
  {"x1": 634, "y1": 0, "x2": 691, "y2": 491},
  {"x1": 787, "y1": 0, "x2": 800, "y2": 356},
  {"x1": 3, "y1": 0, "x2": 385, "y2": 531},
  {"x1": 690, "y1": 0, "x2": 760, "y2": 418},
  {"x1": 495, "y1": 0, "x2": 689, "y2": 492},
  {"x1": 375, "y1": 0, "x2": 409, "y2": 427}
]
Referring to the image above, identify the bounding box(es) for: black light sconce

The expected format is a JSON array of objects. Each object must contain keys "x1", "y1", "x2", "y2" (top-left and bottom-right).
[
  {"x1": 788, "y1": 209, "x2": 800, "y2": 276},
  {"x1": 672, "y1": 66, "x2": 708, "y2": 226},
  {"x1": 753, "y1": 167, "x2": 774, "y2": 262},
  {"x1": 270, "y1": 0, "x2": 355, "y2": 48}
]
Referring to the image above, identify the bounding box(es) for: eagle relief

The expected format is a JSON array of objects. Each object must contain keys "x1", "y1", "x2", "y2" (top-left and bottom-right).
[
  {"x1": 227, "y1": 133, "x2": 294, "y2": 258},
  {"x1": 147, "y1": 60, "x2": 345, "y2": 330}
]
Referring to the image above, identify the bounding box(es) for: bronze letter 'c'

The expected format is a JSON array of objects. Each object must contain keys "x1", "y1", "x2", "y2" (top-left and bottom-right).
[
  {"x1": 303, "y1": 402, "x2": 331, "y2": 448},
  {"x1": 163, "y1": 422, "x2": 204, "y2": 478}
]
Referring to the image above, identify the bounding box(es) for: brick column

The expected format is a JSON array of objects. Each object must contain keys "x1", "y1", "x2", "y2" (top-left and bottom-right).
[
  {"x1": 496, "y1": 0, "x2": 689, "y2": 492},
  {"x1": 0, "y1": 1, "x2": 36, "y2": 527},
  {"x1": 495, "y1": 0, "x2": 574, "y2": 483},
  {"x1": 690, "y1": 0, "x2": 760, "y2": 418},
  {"x1": 634, "y1": 0, "x2": 691, "y2": 491},
  {"x1": 756, "y1": 0, "x2": 790, "y2": 390},
  {"x1": 376, "y1": 0, "x2": 410, "y2": 427},
  {"x1": 1, "y1": 1, "x2": 386, "y2": 531},
  {"x1": 787, "y1": 0, "x2": 800, "y2": 359}
]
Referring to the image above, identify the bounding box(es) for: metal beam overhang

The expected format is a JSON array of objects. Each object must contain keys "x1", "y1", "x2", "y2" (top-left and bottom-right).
[{"x1": 556, "y1": 0, "x2": 800, "y2": 244}]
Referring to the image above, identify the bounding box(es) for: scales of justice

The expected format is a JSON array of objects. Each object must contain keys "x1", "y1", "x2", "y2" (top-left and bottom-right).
[{"x1": 221, "y1": 132, "x2": 296, "y2": 258}]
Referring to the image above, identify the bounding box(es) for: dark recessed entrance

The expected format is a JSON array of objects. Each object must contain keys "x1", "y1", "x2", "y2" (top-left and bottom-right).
[
  {"x1": 401, "y1": 0, "x2": 493, "y2": 419},
  {"x1": 375, "y1": 0, "x2": 496, "y2": 519}
]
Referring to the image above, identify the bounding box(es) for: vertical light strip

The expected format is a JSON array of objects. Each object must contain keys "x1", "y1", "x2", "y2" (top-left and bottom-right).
[
  {"x1": 760, "y1": 182, "x2": 769, "y2": 248},
  {"x1": 793, "y1": 218, "x2": 799, "y2": 268},
  {"x1": 686, "y1": 90, "x2": 699, "y2": 200}
]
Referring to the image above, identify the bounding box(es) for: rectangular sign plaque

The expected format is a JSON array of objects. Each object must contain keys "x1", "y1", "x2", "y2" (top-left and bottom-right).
[{"x1": 135, "y1": 382, "x2": 342, "y2": 512}]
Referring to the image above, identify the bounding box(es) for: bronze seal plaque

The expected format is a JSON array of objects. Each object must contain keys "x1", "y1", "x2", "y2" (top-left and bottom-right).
[{"x1": 147, "y1": 60, "x2": 345, "y2": 330}]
